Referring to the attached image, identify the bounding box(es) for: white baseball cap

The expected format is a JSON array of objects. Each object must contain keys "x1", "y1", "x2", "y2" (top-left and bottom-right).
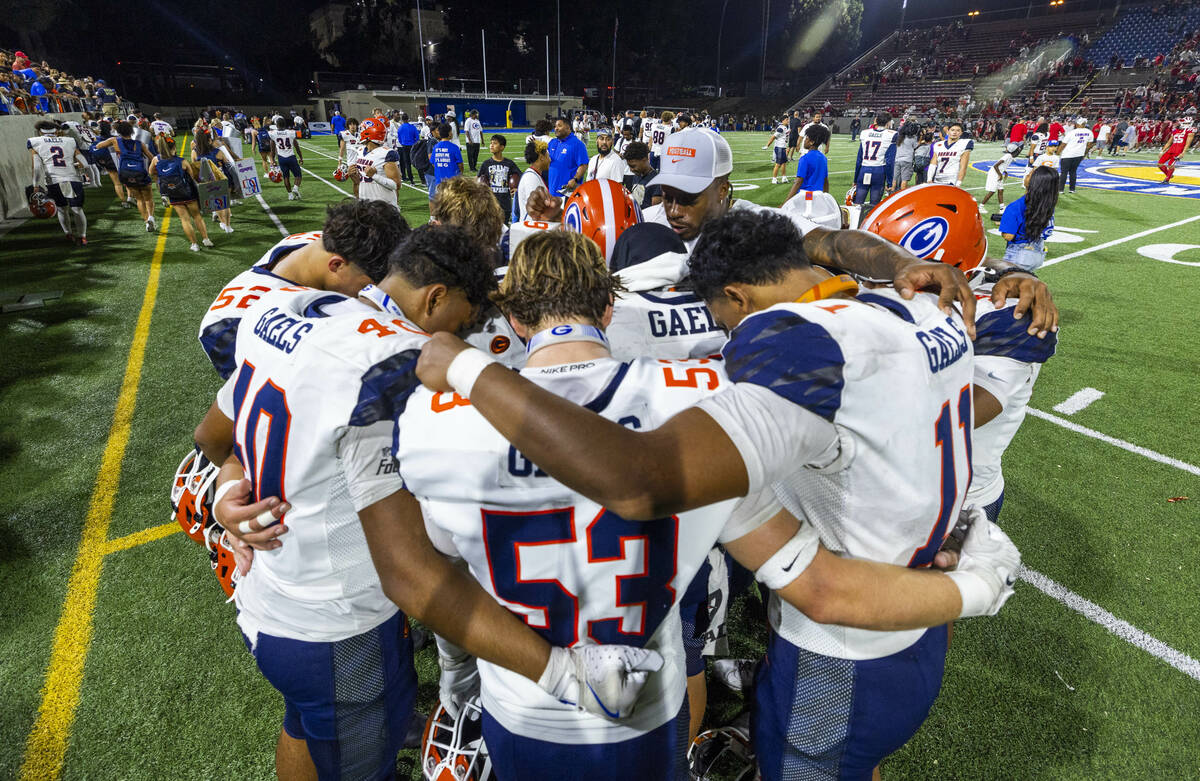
[{"x1": 652, "y1": 128, "x2": 734, "y2": 194}]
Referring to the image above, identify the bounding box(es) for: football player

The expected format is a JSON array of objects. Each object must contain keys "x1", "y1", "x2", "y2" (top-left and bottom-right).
[
  {"x1": 336, "y1": 116, "x2": 361, "y2": 196},
  {"x1": 27, "y1": 119, "x2": 90, "y2": 244},
  {"x1": 649, "y1": 111, "x2": 675, "y2": 170},
  {"x1": 268, "y1": 115, "x2": 304, "y2": 200},
  {"x1": 206, "y1": 225, "x2": 662, "y2": 780},
  {"x1": 852, "y1": 111, "x2": 897, "y2": 208},
  {"x1": 863, "y1": 185, "x2": 1059, "y2": 523},
  {"x1": 354, "y1": 117, "x2": 402, "y2": 211},
  {"x1": 979, "y1": 142, "x2": 1023, "y2": 213},
  {"x1": 410, "y1": 210, "x2": 1024, "y2": 780},
  {"x1": 397, "y1": 228, "x2": 1019, "y2": 781},
  {"x1": 929, "y1": 121, "x2": 973, "y2": 187},
  {"x1": 763, "y1": 116, "x2": 790, "y2": 184},
  {"x1": 1158, "y1": 116, "x2": 1195, "y2": 183}
]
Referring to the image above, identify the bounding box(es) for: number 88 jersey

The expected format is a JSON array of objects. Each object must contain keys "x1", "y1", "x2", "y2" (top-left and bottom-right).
[{"x1": 397, "y1": 357, "x2": 747, "y2": 745}]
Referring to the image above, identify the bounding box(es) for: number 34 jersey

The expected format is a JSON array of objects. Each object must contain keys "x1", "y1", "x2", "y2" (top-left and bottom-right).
[
  {"x1": 717, "y1": 289, "x2": 976, "y2": 660},
  {"x1": 398, "y1": 357, "x2": 755, "y2": 744},
  {"x1": 216, "y1": 287, "x2": 427, "y2": 646}
]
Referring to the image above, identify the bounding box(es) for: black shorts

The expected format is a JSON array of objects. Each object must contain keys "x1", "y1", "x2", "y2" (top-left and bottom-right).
[
  {"x1": 94, "y1": 153, "x2": 116, "y2": 172},
  {"x1": 788, "y1": 130, "x2": 800, "y2": 148},
  {"x1": 119, "y1": 170, "x2": 152, "y2": 189},
  {"x1": 49, "y1": 181, "x2": 84, "y2": 208}
]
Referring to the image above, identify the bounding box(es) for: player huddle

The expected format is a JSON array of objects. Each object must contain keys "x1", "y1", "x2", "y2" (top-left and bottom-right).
[{"x1": 167, "y1": 127, "x2": 1062, "y2": 781}]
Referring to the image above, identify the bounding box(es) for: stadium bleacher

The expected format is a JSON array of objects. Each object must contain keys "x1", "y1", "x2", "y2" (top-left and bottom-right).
[{"x1": 1086, "y1": 2, "x2": 1200, "y2": 65}]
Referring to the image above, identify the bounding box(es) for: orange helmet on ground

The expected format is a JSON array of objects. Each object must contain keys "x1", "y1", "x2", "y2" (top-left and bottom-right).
[
  {"x1": 359, "y1": 117, "x2": 387, "y2": 145},
  {"x1": 267, "y1": 167, "x2": 283, "y2": 183},
  {"x1": 561, "y1": 179, "x2": 642, "y2": 262},
  {"x1": 421, "y1": 697, "x2": 491, "y2": 781},
  {"x1": 171, "y1": 448, "x2": 219, "y2": 545},
  {"x1": 859, "y1": 183, "x2": 986, "y2": 272}
]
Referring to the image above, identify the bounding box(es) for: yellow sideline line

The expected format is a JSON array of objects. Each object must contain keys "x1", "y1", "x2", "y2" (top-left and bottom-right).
[
  {"x1": 101, "y1": 522, "x2": 182, "y2": 555},
  {"x1": 19, "y1": 179, "x2": 179, "y2": 781}
]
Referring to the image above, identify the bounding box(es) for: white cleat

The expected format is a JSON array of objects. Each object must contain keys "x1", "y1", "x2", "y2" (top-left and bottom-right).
[
  {"x1": 202, "y1": 237, "x2": 214, "y2": 247},
  {"x1": 190, "y1": 242, "x2": 200, "y2": 252}
]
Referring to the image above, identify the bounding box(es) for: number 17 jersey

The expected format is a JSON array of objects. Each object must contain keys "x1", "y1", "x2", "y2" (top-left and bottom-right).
[{"x1": 398, "y1": 357, "x2": 759, "y2": 744}]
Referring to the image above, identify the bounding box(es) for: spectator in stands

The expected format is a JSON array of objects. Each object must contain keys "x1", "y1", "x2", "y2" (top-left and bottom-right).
[{"x1": 94, "y1": 79, "x2": 119, "y2": 118}]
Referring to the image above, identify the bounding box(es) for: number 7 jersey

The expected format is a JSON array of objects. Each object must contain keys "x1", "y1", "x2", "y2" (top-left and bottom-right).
[{"x1": 397, "y1": 357, "x2": 752, "y2": 744}]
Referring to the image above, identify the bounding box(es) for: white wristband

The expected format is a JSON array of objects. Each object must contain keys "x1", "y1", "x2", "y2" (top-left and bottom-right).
[
  {"x1": 754, "y1": 527, "x2": 819, "y2": 591},
  {"x1": 445, "y1": 348, "x2": 496, "y2": 398},
  {"x1": 212, "y1": 479, "x2": 239, "y2": 526},
  {"x1": 946, "y1": 570, "x2": 993, "y2": 618}
]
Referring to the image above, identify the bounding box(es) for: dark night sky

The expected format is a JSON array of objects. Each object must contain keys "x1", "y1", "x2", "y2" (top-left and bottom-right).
[{"x1": 2, "y1": 0, "x2": 1118, "y2": 98}]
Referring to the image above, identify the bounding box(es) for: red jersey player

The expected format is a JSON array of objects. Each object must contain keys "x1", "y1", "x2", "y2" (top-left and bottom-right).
[{"x1": 1159, "y1": 117, "x2": 1195, "y2": 182}]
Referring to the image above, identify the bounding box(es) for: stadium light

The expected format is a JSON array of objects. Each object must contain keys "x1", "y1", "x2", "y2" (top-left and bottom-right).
[{"x1": 967, "y1": 10, "x2": 980, "y2": 16}]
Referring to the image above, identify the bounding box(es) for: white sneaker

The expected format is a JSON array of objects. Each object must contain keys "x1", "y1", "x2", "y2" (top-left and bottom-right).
[
  {"x1": 771, "y1": 177, "x2": 778, "y2": 184},
  {"x1": 190, "y1": 242, "x2": 200, "y2": 252},
  {"x1": 202, "y1": 237, "x2": 214, "y2": 247},
  {"x1": 978, "y1": 204, "x2": 989, "y2": 214},
  {"x1": 287, "y1": 191, "x2": 296, "y2": 201},
  {"x1": 145, "y1": 219, "x2": 154, "y2": 232},
  {"x1": 292, "y1": 187, "x2": 301, "y2": 200},
  {"x1": 712, "y1": 658, "x2": 757, "y2": 692}
]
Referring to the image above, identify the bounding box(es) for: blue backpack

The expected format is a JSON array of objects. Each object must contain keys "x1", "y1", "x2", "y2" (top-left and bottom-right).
[
  {"x1": 118, "y1": 138, "x2": 145, "y2": 173},
  {"x1": 257, "y1": 127, "x2": 271, "y2": 149}
]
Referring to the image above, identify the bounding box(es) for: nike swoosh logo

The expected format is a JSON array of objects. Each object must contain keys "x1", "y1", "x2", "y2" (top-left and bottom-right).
[
  {"x1": 1006, "y1": 574, "x2": 1017, "y2": 586},
  {"x1": 987, "y1": 371, "x2": 1004, "y2": 382},
  {"x1": 587, "y1": 683, "x2": 620, "y2": 718},
  {"x1": 781, "y1": 552, "x2": 803, "y2": 572}
]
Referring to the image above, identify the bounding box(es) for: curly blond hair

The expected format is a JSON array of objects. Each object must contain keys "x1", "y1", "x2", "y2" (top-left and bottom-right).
[
  {"x1": 431, "y1": 176, "x2": 505, "y2": 254},
  {"x1": 494, "y1": 231, "x2": 625, "y2": 330}
]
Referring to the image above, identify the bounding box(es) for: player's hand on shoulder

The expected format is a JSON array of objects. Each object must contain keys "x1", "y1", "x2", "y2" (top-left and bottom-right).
[
  {"x1": 894, "y1": 259, "x2": 977, "y2": 339},
  {"x1": 213, "y1": 477, "x2": 290, "y2": 551},
  {"x1": 992, "y1": 272, "x2": 1058, "y2": 338},
  {"x1": 417, "y1": 332, "x2": 476, "y2": 392},
  {"x1": 537, "y1": 644, "x2": 664, "y2": 721}
]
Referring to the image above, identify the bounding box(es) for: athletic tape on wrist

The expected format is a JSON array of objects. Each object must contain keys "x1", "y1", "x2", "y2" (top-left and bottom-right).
[
  {"x1": 946, "y1": 570, "x2": 993, "y2": 617},
  {"x1": 212, "y1": 479, "x2": 239, "y2": 526},
  {"x1": 446, "y1": 348, "x2": 496, "y2": 398},
  {"x1": 755, "y1": 528, "x2": 819, "y2": 591}
]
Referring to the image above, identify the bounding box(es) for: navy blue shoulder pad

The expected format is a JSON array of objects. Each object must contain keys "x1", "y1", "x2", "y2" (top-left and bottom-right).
[
  {"x1": 974, "y1": 307, "x2": 1057, "y2": 364},
  {"x1": 200, "y1": 317, "x2": 240, "y2": 380},
  {"x1": 722, "y1": 309, "x2": 845, "y2": 422},
  {"x1": 349, "y1": 349, "x2": 422, "y2": 427}
]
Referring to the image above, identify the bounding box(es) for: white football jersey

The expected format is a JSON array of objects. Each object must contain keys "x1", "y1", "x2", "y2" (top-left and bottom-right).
[
  {"x1": 930, "y1": 137, "x2": 973, "y2": 183},
  {"x1": 219, "y1": 287, "x2": 426, "y2": 645},
  {"x1": 27, "y1": 135, "x2": 82, "y2": 184},
  {"x1": 398, "y1": 357, "x2": 750, "y2": 743},
  {"x1": 857, "y1": 126, "x2": 896, "y2": 167},
  {"x1": 650, "y1": 121, "x2": 672, "y2": 154},
  {"x1": 198, "y1": 231, "x2": 323, "y2": 378},
  {"x1": 268, "y1": 129, "x2": 298, "y2": 158},
  {"x1": 968, "y1": 283, "x2": 1056, "y2": 507},
  {"x1": 772, "y1": 124, "x2": 789, "y2": 148},
  {"x1": 608, "y1": 289, "x2": 725, "y2": 362},
  {"x1": 718, "y1": 289, "x2": 975, "y2": 659},
  {"x1": 339, "y1": 130, "x2": 361, "y2": 165},
  {"x1": 355, "y1": 145, "x2": 400, "y2": 206},
  {"x1": 1030, "y1": 154, "x2": 1060, "y2": 174}
]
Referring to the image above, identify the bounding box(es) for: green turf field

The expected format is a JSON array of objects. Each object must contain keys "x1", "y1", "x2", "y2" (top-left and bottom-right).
[{"x1": 3, "y1": 129, "x2": 1199, "y2": 780}]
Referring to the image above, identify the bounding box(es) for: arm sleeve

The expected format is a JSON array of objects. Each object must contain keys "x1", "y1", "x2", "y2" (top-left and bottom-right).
[
  {"x1": 337, "y1": 420, "x2": 406, "y2": 511},
  {"x1": 853, "y1": 145, "x2": 863, "y2": 178},
  {"x1": 695, "y1": 382, "x2": 840, "y2": 495},
  {"x1": 717, "y1": 485, "x2": 784, "y2": 544},
  {"x1": 216, "y1": 371, "x2": 238, "y2": 417}
]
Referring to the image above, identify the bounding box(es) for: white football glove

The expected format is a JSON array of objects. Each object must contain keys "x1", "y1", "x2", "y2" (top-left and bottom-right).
[
  {"x1": 537, "y1": 645, "x2": 664, "y2": 720},
  {"x1": 946, "y1": 508, "x2": 1021, "y2": 617},
  {"x1": 435, "y1": 637, "x2": 480, "y2": 720}
]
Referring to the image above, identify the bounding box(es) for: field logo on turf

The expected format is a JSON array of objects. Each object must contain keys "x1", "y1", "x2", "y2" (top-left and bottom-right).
[
  {"x1": 900, "y1": 216, "x2": 949, "y2": 258},
  {"x1": 972, "y1": 158, "x2": 1200, "y2": 199}
]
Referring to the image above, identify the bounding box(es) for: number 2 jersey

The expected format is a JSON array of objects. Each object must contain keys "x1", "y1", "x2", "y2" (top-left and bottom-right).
[
  {"x1": 198, "y1": 231, "x2": 323, "y2": 379},
  {"x1": 695, "y1": 288, "x2": 975, "y2": 660},
  {"x1": 28, "y1": 134, "x2": 82, "y2": 184},
  {"x1": 217, "y1": 286, "x2": 426, "y2": 645},
  {"x1": 397, "y1": 358, "x2": 762, "y2": 744}
]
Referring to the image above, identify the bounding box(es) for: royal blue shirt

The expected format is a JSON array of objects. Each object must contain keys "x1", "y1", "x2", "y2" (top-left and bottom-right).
[
  {"x1": 547, "y1": 134, "x2": 589, "y2": 196},
  {"x1": 432, "y1": 140, "x2": 463, "y2": 186},
  {"x1": 330, "y1": 115, "x2": 346, "y2": 135},
  {"x1": 794, "y1": 148, "x2": 828, "y2": 191},
  {"x1": 999, "y1": 195, "x2": 1054, "y2": 245},
  {"x1": 397, "y1": 122, "x2": 419, "y2": 146}
]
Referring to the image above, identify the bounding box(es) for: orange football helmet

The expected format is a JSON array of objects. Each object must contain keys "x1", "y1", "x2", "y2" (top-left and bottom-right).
[
  {"x1": 29, "y1": 189, "x2": 57, "y2": 219},
  {"x1": 359, "y1": 117, "x2": 387, "y2": 145},
  {"x1": 208, "y1": 528, "x2": 242, "y2": 598},
  {"x1": 332, "y1": 163, "x2": 349, "y2": 181},
  {"x1": 562, "y1": 179, "x2": 642, "y2": 262},
  {"x1": 860, "y1": 183, "x2": 986, "y2": 272},
  {"x1": 267, "y1": 167, "x2": 283, "y2": 183},
  {"x1": 421, "y1": 697, "x2": 491, "y2": 781},
  {"x1": 171, "y1": 448, "x2": 220, "y2": 545}
]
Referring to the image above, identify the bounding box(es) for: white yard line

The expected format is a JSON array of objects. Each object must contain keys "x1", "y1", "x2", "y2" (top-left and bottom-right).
[
  {"x1": 298, "y1": 165, "x2": 354, "y2": 198},
  {"x1": 299, "y1": 142, "x2": 429, "y2": 195},
  {"x1": 1052, "y1": 388, "x2": 1105, "y2": 415},
  {"x1": 254, "y1": 194, "x2": 288, "y2": 236},
  {"x1": 1026, "y1": 407, "x2": 1200, "y2": 477},
  {"x1": 1019, "y1": 568, "x2": 1200, "y2": 683},
  {"x1": 1043, "y1": 214, "x2": 1200, "y2": 268}
]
